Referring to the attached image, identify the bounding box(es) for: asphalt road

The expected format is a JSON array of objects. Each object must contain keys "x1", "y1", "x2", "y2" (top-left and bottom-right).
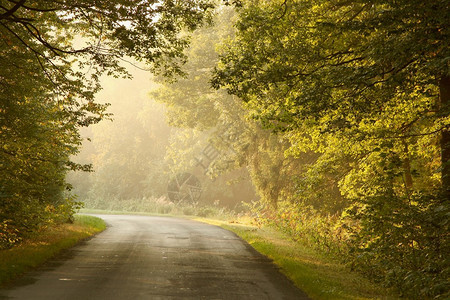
[{"x1": 0, "y1": 214, "x2": 309, "y2": 300}]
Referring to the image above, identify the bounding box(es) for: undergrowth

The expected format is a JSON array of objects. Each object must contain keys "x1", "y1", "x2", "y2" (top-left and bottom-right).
[
  {"x1": 0, "y1": 215, "x2": 106, "y2": 285},
  {"x1": 81, "y1": 196, "x2": 240, "y2": 219}
]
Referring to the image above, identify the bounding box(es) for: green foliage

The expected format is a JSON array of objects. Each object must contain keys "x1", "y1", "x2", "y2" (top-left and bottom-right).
[
  {"x1": 345, "y1": 190, "x2": 449, "y2": 298},
  {"x1": 0, "y1": 220, "x2": 21, "y2": 250},
  {"x1": 211, "y1": 0, "x2": 450, "y2": 298},
  {"x1": 150, "y1": 6, "x2": 264, "y2": 207},
  {"x1": 1, "y1": 0, "x2": 214, "y2": 248},
  {"x1": 0, "y1": 215, "x2": 106, "y2": 284},
  {"x1": 246, "y1": 200, "x2": 347, "y2": 256},
  {"x1": 152, "y1": 5, "x2": 311, "y2": 211},
  {"x1": 81, "y1": 196, "x2": 238, "y2": 220}
]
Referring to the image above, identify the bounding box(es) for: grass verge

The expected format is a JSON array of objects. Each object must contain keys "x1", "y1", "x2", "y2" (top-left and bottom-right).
[
  {"x1": 79, "y1": 208, "x2": 169, "y2": 216},
  {"x1": 0, "y1": 214, "x2": 106, "y2": 285},
  {"x1": 74, "y1": 209, "x2": 397, "y2": 299},
  {"x1": 196, "y1": 217, "x2": 398, "y2": 300}
]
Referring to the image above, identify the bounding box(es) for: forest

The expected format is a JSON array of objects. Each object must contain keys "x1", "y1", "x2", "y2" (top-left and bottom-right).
[{"x1": 1, "y1": 0, "x2": 449, "y2": 298}]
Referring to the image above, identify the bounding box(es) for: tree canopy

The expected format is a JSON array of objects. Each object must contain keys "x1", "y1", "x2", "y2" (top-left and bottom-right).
[
  {"x1": 1, "y1": 0, "x2": 214, "y2": 247},
  {"x1": 2, "y1": 0, "x2": 449, "y2": 297},
  {"x1": 211, "y1": 0, "x2": 449, "y2": 297}
]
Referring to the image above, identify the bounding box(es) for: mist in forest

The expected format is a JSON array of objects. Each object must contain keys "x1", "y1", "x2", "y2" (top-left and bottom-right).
[
  {"x1": 67, "y1": 65, "x2": 257, "y2": 214},
  {"x1": 3, "y1": 2, "x2": 448, "y2": 297},
  {"x1": 67, "y1": 6, "x2": 259, "y2": 215}
]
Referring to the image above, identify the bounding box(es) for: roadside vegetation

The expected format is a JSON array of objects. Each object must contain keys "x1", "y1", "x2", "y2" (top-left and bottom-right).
[
  {"x1": 80, "y1": 197, "x2": 239, "y2": 220},
  {"x1": 0, "y1": 0, "x2": 213, "y2": 250},
  {"x1": 3, "y1": 1, "x2": 448, "y2": 299},
  {"x1": 0, "y1": 215, "x2": 106, "y2": 286},
  {"x1": 217, "y1": 219, "x2": 397, "y2": 300},
  {"x1": 80, "y1": 204, "x2": 397, "y2": 300},
  {"x1": 74, "y1": 3, "x2": 448, "y2": 298}
]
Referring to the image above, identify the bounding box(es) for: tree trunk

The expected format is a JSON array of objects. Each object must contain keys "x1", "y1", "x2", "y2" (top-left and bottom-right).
[{"x1": 440, "y1": 75, "x2": 450, "y2": 198}]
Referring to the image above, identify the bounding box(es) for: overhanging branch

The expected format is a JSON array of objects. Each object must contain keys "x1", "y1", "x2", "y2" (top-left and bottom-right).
[{"x1": 0, "y1": 0, "x2": 26, "y2": 21}]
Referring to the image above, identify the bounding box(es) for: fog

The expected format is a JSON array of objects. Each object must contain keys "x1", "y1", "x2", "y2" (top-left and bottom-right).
[{"x1": 68, "y1": 65, "x2": 257, "y2": 214}]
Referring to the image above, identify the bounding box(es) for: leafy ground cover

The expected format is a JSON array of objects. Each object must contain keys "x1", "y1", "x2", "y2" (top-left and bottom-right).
[{"x1": 0, "y1": 215, "x2": 106, "y2": 285}]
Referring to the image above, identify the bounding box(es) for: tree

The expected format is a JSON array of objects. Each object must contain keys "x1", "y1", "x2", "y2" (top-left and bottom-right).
[
  {"x1": 1, "y1": 0, "x2": 215, "y2": 125},
  {"x1": 213, "y1": 0, "x2": 449, "y2": 189},
  {"x1": 151, "y1": 6, "x2": 261, "y2": 207},
  {"x1": 1, "y1": 0, "x2": 214, "y2": 247},
  {"x1": 212, "y1": 0, "x2": 449, "y2": 297}
]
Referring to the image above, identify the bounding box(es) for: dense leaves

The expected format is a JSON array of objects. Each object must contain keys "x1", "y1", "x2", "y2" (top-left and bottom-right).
[
  {"x1": 0, "y1": 0, "x2": 213, "y2": 247},
  {"x1": 3, "y1": 0, "x2": 449, "y2": 297},
  {"x1": 212, "y1": 0, "x2": 450, "y2": 298}
]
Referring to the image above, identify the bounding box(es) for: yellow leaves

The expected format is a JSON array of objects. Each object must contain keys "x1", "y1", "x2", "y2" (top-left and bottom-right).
[{"x1": 45, "y1": 205, "x2": 56, "y2": 213}]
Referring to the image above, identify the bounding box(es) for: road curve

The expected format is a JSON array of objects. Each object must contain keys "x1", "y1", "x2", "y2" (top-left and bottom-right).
[{"x1": 0, "y1": 214, "x2": 309, "y2": 300}]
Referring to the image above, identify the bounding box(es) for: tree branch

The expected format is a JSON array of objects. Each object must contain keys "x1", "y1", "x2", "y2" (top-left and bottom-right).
[{"x1": 0, "y1": 0, "x2": 26, "y2": 21}]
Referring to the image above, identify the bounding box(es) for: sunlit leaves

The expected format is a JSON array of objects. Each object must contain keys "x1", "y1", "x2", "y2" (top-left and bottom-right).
[
  {"x1": 212, "y1": 0, "x2": 449, "y2": 297},
  {"x1": 0, "y1": 0, "x2": 215, "y2": 246}
]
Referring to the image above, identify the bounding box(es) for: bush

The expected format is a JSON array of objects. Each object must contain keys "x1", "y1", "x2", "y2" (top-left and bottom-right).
[
  {"x1": 81, "y1": 196, "x2": 238, "y2": 219},
  {"x1": 0, "y1": 194, "x2": 83, "y2": 250},
  {"x1": 247, "y1": 200, "x2": 348, "y2": 256},
  {"x1": 0, "y1": 220, "x2": 21, "y2": 250},
  {"x1": 248, "y1": 192, "x2": 449, "y2": 299},
  {"x1": 346, "y1": 191, "x2": 450, "y2": 299}
]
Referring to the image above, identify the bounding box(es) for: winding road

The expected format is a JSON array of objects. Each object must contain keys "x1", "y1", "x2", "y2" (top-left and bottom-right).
[{"x1": 0, "y1": 215, "x2": 309, "y2": 299}]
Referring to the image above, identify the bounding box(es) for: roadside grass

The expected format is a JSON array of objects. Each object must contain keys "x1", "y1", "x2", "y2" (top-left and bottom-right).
[
  {"x1": 79, "y1": 204, "x2": 235, "y2": 220},
  {"x1": 79, "y1": 208, "x2": 173, "y2": 216},
  {"x1": 77, "y1": 208, "x2": 398, "y2": 299},
  {"x1": 0, "y1": 215, "x2": 106, "y2": 285},
  {"x1": 196, "y1": 217, "x2": 398, "y2": 300}
]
